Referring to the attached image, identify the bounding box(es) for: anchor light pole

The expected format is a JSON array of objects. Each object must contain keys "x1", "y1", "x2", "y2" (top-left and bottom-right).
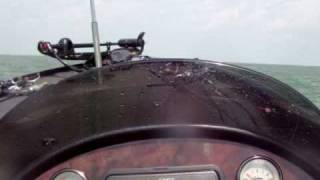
[{"x1": 90, "y1": 0, "x2": 102, "y2": 68}]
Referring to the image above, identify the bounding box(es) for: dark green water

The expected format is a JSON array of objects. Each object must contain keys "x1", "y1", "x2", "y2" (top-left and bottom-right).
[
  {"x1": 239, "y1": 63, "x2": 320, "y2": 108},
  {"x1": 1, "y1": 55, "x2": 319, "y2": 108}
]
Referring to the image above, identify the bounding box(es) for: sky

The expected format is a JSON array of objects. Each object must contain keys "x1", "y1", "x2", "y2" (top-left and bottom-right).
[{"x1": 1, "y1": 0, "x2": 320, "y2": 66}]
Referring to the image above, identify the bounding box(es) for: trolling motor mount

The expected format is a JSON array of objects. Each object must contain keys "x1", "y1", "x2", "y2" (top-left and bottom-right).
[{"x1": 37, "y1": 32, "x2": 146, "y2": 64}]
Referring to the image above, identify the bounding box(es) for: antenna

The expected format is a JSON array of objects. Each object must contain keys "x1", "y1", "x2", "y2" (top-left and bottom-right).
[{"x1": 90, "y1": 0, "x2": 102, "y2": 68}]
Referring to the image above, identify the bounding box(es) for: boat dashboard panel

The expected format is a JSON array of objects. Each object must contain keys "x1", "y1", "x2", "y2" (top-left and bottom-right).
[{"x1": 37, "y1": 139, "x2": 312, "y2": 180}]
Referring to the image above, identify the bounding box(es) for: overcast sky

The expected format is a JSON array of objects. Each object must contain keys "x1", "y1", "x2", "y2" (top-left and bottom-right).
[{"x1": 1, "y1": 0, "x2": 320, "y2": 66}]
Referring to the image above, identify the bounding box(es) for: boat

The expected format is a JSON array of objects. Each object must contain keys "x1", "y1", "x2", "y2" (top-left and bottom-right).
[{"x1": 0, "y1": 1, "x2": 319, "y2": 180}]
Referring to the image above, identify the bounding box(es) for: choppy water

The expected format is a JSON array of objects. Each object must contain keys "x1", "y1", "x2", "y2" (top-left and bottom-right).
[
  {"x1": 0, "y1": 55, "x2": 319, "y2": 108},
  {"x1": 238, "y1": 63, "x2": 320, "y2": 108}
]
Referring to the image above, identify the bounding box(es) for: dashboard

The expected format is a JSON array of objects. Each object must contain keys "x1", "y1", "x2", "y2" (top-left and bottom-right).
[{"x1": 37, "y1": 139, "x2": 312, "y2": 180}]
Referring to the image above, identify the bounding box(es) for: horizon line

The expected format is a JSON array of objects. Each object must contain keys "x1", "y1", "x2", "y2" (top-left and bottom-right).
[{"x1": 0, "y1": 53, "x2": 319, "y2": 67}]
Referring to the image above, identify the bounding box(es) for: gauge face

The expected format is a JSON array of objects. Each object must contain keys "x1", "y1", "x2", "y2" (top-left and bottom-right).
[
  {"x1": 52, "y1": 169, "x2": 86, "y2": 180},
  {"x1": 238, "y1": 157, "x2": 282, "y2": 180}
]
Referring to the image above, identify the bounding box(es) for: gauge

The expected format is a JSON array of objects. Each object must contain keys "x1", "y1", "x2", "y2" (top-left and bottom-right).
[
  {"x1": 238, "y1": 156, "x2": 282, "y2": 180},
  {"x1": 51, "y1": 169, "x2": 87, "y2": 180}
]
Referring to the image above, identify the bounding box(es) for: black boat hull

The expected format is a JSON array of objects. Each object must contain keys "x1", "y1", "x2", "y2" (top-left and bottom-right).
[{"x1": 0, "y1": 59, "x2": 319, "y2": 179}]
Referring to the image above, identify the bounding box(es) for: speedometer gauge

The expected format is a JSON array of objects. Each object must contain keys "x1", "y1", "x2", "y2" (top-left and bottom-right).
[{"x1": 238, "y1": 156, "x2": 282, "y2": 180}]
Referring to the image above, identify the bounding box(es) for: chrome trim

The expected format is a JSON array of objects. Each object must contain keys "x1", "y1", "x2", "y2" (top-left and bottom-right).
[
  {"x1": 237, "y1": 155, "x2": 283, "y2": 180},
  {"x1": 51, "y1": 169, "x2": 87, "y2": 180}
]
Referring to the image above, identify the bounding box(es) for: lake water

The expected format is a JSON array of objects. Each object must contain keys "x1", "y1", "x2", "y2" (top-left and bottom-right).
[{"x1": 1, "y1": 55, "x2": 319, "y2": 108}]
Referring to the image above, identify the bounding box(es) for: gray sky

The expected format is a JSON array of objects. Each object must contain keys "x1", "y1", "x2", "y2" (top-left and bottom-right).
[{"x1": 1, "y1": 0, "x2": 320, "y2": 66}]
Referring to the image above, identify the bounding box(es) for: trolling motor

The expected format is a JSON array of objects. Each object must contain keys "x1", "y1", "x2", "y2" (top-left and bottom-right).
[{"x1": 38, "y1": 32, "x2": 146, "y2": 71}]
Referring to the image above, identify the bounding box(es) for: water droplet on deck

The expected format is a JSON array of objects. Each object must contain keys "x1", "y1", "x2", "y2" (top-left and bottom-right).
[
  {"x1": 265, "y1": 107, "x2": 272, "y2": 113},
  {"x1": 153, "y1": 101, "x2": 161, "y2": 107},
  {"x1": 42, "y1": 137, "x2": 56, "y2": 147}
]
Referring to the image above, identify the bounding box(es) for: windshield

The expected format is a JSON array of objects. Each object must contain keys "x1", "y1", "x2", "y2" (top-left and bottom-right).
[{"x1": 0, "y1": 0, "x2": 319, "y2": 107}]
